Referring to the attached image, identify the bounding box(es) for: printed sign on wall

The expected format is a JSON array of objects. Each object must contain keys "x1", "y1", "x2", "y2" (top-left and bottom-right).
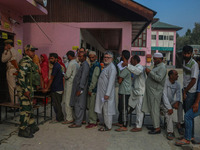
[
  {"x1": 2, "y1": 32, "x2": 8, "y2": 39},
  {"x1": 72, "y1": 46, "x2": 79, "y2": 50},
  {"x1": 18, "y1": 49, "x2": 22, "y2": 55},
  {"x1": 4, "y1": 22, "x2": 10, "y2": 29},
  {"x1": 17, "y1": 40, "x2": 22, "y2": 46}
]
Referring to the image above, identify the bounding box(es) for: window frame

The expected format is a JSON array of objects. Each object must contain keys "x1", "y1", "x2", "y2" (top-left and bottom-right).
[{"x1": 132, "y1": 29, "x2": 147, "y2": 47}]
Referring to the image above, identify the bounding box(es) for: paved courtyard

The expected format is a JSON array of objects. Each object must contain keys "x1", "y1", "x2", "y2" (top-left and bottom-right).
[{"x1": 0, "y1": 119, "x2": 182, "y2": 150}]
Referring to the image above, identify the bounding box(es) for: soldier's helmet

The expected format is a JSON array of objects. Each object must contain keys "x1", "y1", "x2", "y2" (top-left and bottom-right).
[{"x1": 24, "y1": 44, "x2": 38, "y2": 51}]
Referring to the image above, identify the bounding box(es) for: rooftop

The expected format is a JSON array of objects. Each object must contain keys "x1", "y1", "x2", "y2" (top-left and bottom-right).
[{"x1": 152, "y1": 21, "x2": 182, "y2": 31}]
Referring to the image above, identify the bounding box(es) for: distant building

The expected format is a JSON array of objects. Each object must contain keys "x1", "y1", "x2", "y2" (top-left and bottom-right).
[
  {"x1": 151, "y1": 21, "x2": 182, "y2": 66},
  {"x1": 133, "y1": 19, "x2": 182, "y2": 66}
]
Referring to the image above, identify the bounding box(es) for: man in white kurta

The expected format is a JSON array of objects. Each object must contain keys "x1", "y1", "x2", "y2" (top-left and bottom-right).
[
  {"x1": 62, "y1": 51, "x2": 79, "y2": 124},
  {"x1": 142, "y1": 52, "x2": 167, "y2": 134},
  {"x1": 161, "y1": 70, "x2": 183, "y2": 140},
  {"x1": 1, "y1": 39, "x2": 20, "y2": 104},
  {"x1": 95, "y1": 51, "x2": 117, "y2": 131},
  {"x1": 123, "y1": 55, "x2": 146, "y2": 132}
]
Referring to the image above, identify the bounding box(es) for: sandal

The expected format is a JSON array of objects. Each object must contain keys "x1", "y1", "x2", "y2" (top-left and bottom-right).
[
  {"x1": 115, "y1": 127, "x2": 128, "y2": 132},
  {"x1": 98, "y1": 126, "x2": 111, "y2": 132},
  {"x1": 82, "y1": 121, "x2": 87, "y2": 124},
  {"x1": 191, "y1": 139, "x2": 200, "y2": 144},
  {"x1": 62, "y1": 120, "x2": 74, "y2": 124},
  {"x1": 167, "y1": 133, "x2": 175, "y2": 140},
  {"x1": 175, "y1": 139, "x2": 190, "y2": 146},
  {"x1": 68, "y1": 124, "x2": 82, "y2": 128},
  {"x1": 130, "y1": 128, "x2": 142, "y2": 132}
]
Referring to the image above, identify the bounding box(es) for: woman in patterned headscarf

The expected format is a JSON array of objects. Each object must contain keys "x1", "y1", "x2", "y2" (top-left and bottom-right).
[
  {"x1": 58, "y1": 56, "x2": 66, "y2": 73},
  {"x1": 40, "y1": 54, "x2": 49, "y2": 88}
]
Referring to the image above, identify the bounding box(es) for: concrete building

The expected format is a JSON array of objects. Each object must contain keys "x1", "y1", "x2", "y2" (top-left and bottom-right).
[
  {"x1": 22, "y1": 0, "x2": 156, "y2": 62},
  {"x1": 132, "y1": 19, "x2": 182, "y2": 66},
  {"x1": 151, "y1": 21, "x2": 182, "y2": 66}
]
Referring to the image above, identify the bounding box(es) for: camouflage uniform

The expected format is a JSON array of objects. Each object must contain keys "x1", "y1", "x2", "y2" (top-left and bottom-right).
[{"x1": 17, "y1": 55, "x2": 36, "y2": 130}]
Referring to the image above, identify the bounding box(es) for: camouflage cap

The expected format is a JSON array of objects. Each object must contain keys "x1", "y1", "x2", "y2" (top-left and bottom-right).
[
  {"x1": 24, "y1": 44, "x2": 38, "y2": 51},
  {"x1": 4, "y1": 39, "x2": 13, "y2": 44}
]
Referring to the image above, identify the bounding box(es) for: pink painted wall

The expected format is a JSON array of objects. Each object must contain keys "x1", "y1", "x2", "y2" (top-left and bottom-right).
[
  {"x1": 23, "y1": 23, "x2": 80, "y2": 57},
  {"x1": 23, "y1": 22, "x2": 132, "y2": 58},
  {"x1": 131, "y1": 25, "x2": 152, "y2": 66},
  {"x1": 0, "y1": 5, "x2": 24, "y2": 57}
]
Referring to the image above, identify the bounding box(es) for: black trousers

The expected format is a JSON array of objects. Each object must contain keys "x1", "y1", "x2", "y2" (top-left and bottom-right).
[
  {"x1": 51, "y1": 92, "x2": 64, "y2": 122},
  {"x1": 118, "y1": 94, "x2": 130, "y2": 127}
]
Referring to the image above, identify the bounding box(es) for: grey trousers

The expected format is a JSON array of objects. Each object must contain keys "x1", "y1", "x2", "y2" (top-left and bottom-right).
[{"x1": 74, "y1": 103, "x2": 85, "y2": 126}]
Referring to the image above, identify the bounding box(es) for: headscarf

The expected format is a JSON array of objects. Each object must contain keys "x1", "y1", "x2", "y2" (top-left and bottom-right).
[
  {"x1": 33, "y1": 54, "x2": 40, "y2": 65},
  {"x1": 40, "y1": 54, "x2": 49, "y2": 84},
  {"x1": 58, "y1": 56, "x2": 66, "y2": 73}
]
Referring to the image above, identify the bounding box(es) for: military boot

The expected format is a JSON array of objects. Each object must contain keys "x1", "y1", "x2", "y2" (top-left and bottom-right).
[
  {"x1": 30, "y1": 125, "x2": 39, "y2": 134},
  {"x1": 18, "y1": 127, "x2": 34, "y2": 138}
]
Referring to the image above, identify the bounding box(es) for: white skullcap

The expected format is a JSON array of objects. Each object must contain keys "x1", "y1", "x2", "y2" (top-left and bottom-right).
[
  {"x1": 153, "y1": 52, "x2": 163, "y2": 58},
  {"x1": 89, "y1": 51, "x2": 97, "y2": 56}
]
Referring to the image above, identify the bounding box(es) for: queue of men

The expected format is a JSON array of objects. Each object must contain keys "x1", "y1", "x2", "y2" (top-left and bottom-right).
[{"x1": 2, "y1": 40, "x2": 200, "y2": 147}]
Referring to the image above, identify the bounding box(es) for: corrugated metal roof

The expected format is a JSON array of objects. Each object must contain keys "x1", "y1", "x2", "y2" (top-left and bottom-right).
[{"x1": 152, "y1": 21, "x2": 182, "y2": 31}]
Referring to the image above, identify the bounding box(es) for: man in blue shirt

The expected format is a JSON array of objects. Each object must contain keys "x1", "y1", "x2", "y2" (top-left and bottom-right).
[
  {"x1": 43, "y1": 53, "x2": 64, "y2": 123},
  {"x1": 176, "y1": 57, "x2": 200, "y2": 146}
]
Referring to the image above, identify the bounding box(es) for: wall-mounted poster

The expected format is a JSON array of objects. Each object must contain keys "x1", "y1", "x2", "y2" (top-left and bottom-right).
[
  {"x1": 18, "y1": 49, "x2": 22, "y2": 55},
  {"x1": 17, "y1": 40, "x2": 22, "y2": 46},
  {"x1": 72, "y1": 46, "x2": 79, "y2": 50},
  {"x1": 2, "y1": 32, "x2": 8, "y2": 39}
]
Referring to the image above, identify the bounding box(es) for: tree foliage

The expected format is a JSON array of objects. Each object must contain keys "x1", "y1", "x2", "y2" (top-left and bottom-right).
[{"x1": 176, "y1": 22, "x2": 200, "y2": 50}]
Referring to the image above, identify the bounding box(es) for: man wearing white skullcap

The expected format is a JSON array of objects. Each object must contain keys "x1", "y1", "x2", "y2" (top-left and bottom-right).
[
  {"x1": 142, "y1": 52, "x2": 167, "y2": 134},
  {"x1": 153, "y1": 52, "x2": 163, "y2": 58}
]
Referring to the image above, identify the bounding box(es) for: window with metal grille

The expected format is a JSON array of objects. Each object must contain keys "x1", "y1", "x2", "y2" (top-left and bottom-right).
[{"x1": 132, "y1": 29, "x2": 147, "y2": 47}]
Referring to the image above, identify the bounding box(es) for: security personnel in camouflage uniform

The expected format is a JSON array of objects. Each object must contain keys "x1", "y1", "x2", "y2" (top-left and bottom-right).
[{"x1": 17, "y1": 45, "x2": 39, "y2": 138}]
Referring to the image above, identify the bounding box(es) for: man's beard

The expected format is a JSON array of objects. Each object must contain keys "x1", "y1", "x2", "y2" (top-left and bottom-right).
[
  {"x1": 50, "y1": 61, "x2": 55, "y2": 64},
  {"x1": 104, "y1": 61, "x2": 111, "y2": 65},
  {"x1": 183, "y1": 56, "x2": 191, "y2": 61}
]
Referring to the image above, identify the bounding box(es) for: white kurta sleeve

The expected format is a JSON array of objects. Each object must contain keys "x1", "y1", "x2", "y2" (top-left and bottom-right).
[
  {"x1": 175, "y1": 82, "x2": 181, "y2": 102},
  {"x1": 10, "y1": 48, "x2": 17, "y2": 61},
  {"x1": 127, "y1": 64, "x2": 142, "y2": 75},
  {"x1": 162, "y1": 81, "x2": 172, "y2": 110},
  {"x1": 105, "y1": 67, "x2": 117, "y2": 96},
  {"x1": 64, "y1": 63, "x2": 72, "y2": 80},
  {"x1": 149, "y1": 65, "x2": 166, "y2": 82}
]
